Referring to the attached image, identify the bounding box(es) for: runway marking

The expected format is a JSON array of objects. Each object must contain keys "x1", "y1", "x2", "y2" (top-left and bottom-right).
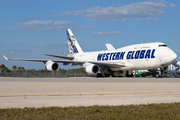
[{"x1": 0, "y1": 91, "x2": 180, "y2": 97}]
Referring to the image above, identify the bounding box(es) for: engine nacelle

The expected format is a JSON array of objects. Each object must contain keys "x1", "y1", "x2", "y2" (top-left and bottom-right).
[
  {"x1": 45, "y1": 60, "x2": 59, "y2": 71},
  {"x1": 85, "y1": 64, "x2": 100, "y2": 74}
]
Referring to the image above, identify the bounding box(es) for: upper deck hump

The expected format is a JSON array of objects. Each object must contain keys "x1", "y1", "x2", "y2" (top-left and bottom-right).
[{"x1": 117, "y1": 42, "x2": 165, "y2": 50}]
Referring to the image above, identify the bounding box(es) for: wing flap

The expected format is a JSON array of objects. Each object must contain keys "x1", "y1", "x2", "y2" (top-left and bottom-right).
[
  {"x1": 89, "y1": 61, "x2": 125, "y2": 68},
  {"x1": 43, "y1": 54, "x2": 74, "y2": 60}
]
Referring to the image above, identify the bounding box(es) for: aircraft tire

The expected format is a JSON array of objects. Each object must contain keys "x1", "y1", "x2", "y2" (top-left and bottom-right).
[
  {"x1": 156, "y1": 75, "x2": 162, "y2": 78},
  {"x1": 142, "y1": 74, "x2": 146, "y2": 77},
  {"x1": 104, "y1": 73, "x2": 110, "y2": 77},
  {"x1": 126, "y1": 74, "x2": 134, "y2": 77},
  {"x1": 97, "y1": 73, "x2": 103, "y2": 77}
]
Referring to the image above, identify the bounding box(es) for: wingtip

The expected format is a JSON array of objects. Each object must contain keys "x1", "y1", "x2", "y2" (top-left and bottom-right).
[{"x1": 3, "y1": 55, "x2": 9, "y2": 60}]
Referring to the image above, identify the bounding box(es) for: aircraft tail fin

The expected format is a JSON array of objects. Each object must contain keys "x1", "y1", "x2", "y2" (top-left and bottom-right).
[{"x1": 66, "y1": 29, "x2": 83, "y2": 54}]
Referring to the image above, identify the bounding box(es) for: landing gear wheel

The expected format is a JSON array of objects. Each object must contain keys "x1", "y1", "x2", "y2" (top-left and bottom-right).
[
  {"x1": 142, "y1": 73, "x2": 146, "y2": 77},
  {"x1": 104, "y1": 73, "x2": 110, "y2": 77},
  {"x1": 97, "y1": 73, "x2": 103, "y2": 77},
  {"x1": 156, "y1": 75, "x2": 162, "y2": 78},
  {"x1": 156, "y1": 70, "x2": 162, "y2": 78},
  {"x1": 126, "y1": 74, "x2": 134, "y2": 77}
]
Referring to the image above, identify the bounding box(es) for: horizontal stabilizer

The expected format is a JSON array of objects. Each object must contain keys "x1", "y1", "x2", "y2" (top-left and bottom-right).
[
  {"x1": 43, "y1": 54, "x2": 74, "y2": 60},
  {"x1": 106, "y1": 44, "x2": 115, "y2": 51}
]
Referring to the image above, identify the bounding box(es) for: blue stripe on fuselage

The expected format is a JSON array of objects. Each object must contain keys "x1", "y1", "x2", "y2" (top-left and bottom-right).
[{"x1": 97, "y1": 49, "x2": 156, "y2": 61}]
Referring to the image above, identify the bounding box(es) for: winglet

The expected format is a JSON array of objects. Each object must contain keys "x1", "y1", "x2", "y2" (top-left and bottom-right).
[{"x1": 3, "y1": 55, "x2": 9, "y2": 60}]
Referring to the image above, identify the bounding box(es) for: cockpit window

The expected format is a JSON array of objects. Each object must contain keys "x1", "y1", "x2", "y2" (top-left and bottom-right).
[{"x1": 158, "y1": 44, "x2": 167, "y2": 47}]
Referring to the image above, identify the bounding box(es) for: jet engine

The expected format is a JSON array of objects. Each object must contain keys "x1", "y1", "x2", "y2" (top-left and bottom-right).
[
  {"x1": 85, "y1": 64, "x2": 100, "y2": 74},
  {"x1": 45, "y1": 60, "x2": 59, "y2": 71}
]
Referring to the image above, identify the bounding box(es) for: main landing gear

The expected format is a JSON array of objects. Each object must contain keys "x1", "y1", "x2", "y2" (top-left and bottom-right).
[{"x1": 96, "y1": 70, "x2": 134, "y2": 77}]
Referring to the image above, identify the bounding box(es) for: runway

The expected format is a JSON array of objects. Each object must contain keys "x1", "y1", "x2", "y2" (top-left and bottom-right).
[{"x1": 0, "y1": 77, "x2": 180, "y2": 108}]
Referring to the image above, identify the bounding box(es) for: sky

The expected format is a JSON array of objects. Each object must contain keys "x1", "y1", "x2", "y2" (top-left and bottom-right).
[{"x1": 0, "y1": 0, "x2": 180, "y2": 70}]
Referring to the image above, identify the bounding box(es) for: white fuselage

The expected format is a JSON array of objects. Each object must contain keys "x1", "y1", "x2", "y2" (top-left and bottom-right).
[
  {"x1": 4, "y1": 29, "x2": 178, "y2": 76},
  {"x1": 72, "y1": 42, "x2": 177, "y2": 71}
]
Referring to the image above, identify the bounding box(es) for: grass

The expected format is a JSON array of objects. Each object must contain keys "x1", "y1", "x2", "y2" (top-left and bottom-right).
[{"x1": 1, "y1": 103, "x2": 180, "y2": 120}]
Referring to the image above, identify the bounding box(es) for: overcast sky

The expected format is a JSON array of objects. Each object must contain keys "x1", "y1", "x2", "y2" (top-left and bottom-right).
[{"x1": 0, "y1": 0, "x2": 180, "y2": 70}]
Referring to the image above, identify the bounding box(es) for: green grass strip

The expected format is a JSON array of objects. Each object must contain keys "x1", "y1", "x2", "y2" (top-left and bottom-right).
[{"x1": 1, "y1": 103, "x2": 180, "y2": 120}]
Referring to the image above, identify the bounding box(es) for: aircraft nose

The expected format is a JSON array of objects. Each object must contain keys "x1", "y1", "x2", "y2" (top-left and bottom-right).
[
  {"x1": 168, "y1": 51, "x2": 177, "y2": 64},
  {"x1": 160, "y1": 49, "x2": 177, "y2": 65}
]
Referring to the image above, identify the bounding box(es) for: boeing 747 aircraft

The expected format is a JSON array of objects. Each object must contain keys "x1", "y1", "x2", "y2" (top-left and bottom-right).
[{"x1": 3, "y1": 29, "x2": 179, "y2": 77}]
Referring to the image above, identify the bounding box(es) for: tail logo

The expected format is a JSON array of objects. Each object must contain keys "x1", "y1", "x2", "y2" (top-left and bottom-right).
[{"x1": 68, "y1": 36, "x2": 78, "y2": 53}]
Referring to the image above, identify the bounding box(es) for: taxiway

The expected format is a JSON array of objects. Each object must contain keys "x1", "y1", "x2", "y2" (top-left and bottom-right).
[{"x1": 0, "y1": 77, "x2": 180, "y2": 108}]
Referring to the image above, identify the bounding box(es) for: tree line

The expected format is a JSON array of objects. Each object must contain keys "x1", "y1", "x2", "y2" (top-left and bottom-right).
[{"x1": 0, "y1": 64, "x2": 86, "y2": 73}]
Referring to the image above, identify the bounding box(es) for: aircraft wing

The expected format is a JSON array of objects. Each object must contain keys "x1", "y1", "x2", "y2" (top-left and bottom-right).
[
  {"x1": 43, "y1": 54, "x2": 74, "y2": 60},
  {"x1": 3, "y1": 55, "x2": 47, "y2": 62},
  {"x1": 3, "y1": 55, "x2": 125, "y2": 68},
  {"x1": 3, "y1": 55, "x2": 82, "y2": 64},
  {"x1": 88, "y1": 61, "x2": 125, "y2": 67}
]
